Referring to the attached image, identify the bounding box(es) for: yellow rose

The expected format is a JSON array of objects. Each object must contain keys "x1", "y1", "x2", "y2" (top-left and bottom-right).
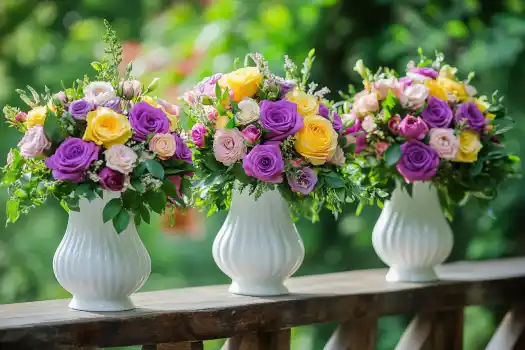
[
  {"x1": 215, "y1": 115, "x2": 230, "y2": 129},
  {"x1": 295, "y1": 115, "x2": 338, "y2": 165},
  {"x1": 453, "y1": 130, "x2": 482, "y2": 163},
  {"x1": 285, "y1": 90, "x2": 319, "y2": 117},
  {"x1": 439, "y1": 65, "x2": 457, "y2": 79},
  {"x1": 142, "y1": 96, "x2": 159, "y2": 107},
  {"x1": 475, "y1": 98, "x2": 496, "y2": 120},
  {"x1": 83, "y1": 107, "x2": 132, "y2": 149},
  {"x1": 425, "y1": 80, "x2": 448, "y2": 101},
  {"x1": 437, "y1": 77, "x2": 468, "y2": 101},
  {"x1": 219, "y1": 67, "x2": 262, "y2": 102},
  {"x1": 26, "y1": 106, "x2": 47, "y2": 128}
]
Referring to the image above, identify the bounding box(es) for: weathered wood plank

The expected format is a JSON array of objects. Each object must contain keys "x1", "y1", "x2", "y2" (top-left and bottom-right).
[
  {"x1": 142, "y1": 342, "x2": 204, "y2": 350},
  {"x1": 323, "y1": 317, "x2": 377, "y2": 350},
  {"x1": 222, "y1": 330, "x2": 290, "y2": 350},
  {"x1": 396, "y1": 310, "x2": 463, "y2": 350},
  {"x1": 0, "y1": 258, "x2": 523, "y2": 348},
  {"x1": 486, "y1": 307, "x2": 525, "y2": 350}
]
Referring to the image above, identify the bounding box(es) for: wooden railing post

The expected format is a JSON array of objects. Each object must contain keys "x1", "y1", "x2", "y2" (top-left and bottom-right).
[
  {"x1": 486, "y1": 306, "x2": 525, "y2": 350},
  {"x1": 221, "y1": 329, "x2": 290, "y2": 350},
  {"x1": 142, "y1": 342, "x2": 203, "y2": 350},
  {"x1": 396, "y1": 309, "x2": 463, "y2": 350},
  {"x1": 323, "y1": 317, "x2": 377, "y2": 350}
]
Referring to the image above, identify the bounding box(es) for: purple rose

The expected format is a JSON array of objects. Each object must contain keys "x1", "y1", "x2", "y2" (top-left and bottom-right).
[
  {"x1": 191, "y1": 123, "x2": 206, "y2": 148},
  {"x1": 398, "y1": 115, "x2": 429, "y2": 140},
  {"x1": 319, "y1": 104, "x2": 343, "y2": 132},
  {"x1": 45, "y1": 137, "x2": 100, "y2": 183},
  {"x1": 68, "y1": 99, "x2": 94, "y2": 120},
  {"x1": 287, "y1": 167, "x2": 317, "y2": 195},
  {"x1": 173, "y1": 133, "x2": 193, "y2": 164},
  {"x1": 279, "y1": 80, "x2": 295, "y2": 97},
  {"x1": 396, "y1": 140, "x2": 439, "y2": 182},
  {"x1": 455, "y1": 102, "x2": 485, "y2": 131},
  {"x1": 129, "y1": 101, "x2": 170, "y2": 141},
  {"x1": 243, "y1": 144, "x2": 285, "y2": 183},
  {"x1": 409, "y1": 67, "x2": 438, "y2": 79},
  {"x1": 102, "y1": 97, "x2": 122, "y2": 113},
  {"x1": 260, "y1": 99, "x2": 303, "y2": 141},
  {"x1": 98, "y1": 167, "x2": 125, "y2": 191},
  {"x1": 421, "y1": 96, "x2": 453, "y2": 128},
  {"x1": 242, "y1": 125, "x2": 261, "y2": 144}
]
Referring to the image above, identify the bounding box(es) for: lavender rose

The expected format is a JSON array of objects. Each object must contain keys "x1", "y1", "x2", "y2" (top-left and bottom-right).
[
  {"x1": 287, "y1": 167, "x2": 317, "y2": 195},
  {"x1": 396, "y1": 140, "x2": 439, "y2": 182},
  {"x1": 318, "y1": 104, "x2": 343, "y2": 132},
  {"x1": 173, "y1": 133, "x2": 193, "y2": 164},
  {"x1": 45, "y1": 137, "x2": 100, "y2": 183},
  {"x1": 243, "y1": 144, "x2": 285, "y2": 183},
  {"x1": 99, "y1": 167, "x2": 125, "y2": 191},
  {"x1": 279, "y1": 79, "x2": 295, "y2": 97},
  {"x1": 421, "y1": 96, "x2": 453, "y2": 128},
  {"x1": 213, "y1": 128, "x2": 246, "y2": 166},
  {"x1": 260, "y1": 99, "x2": 303, "y2": 141},
  {"x1": 408, "y1": 67, "x2": 439, "y2": 80},
  {"x1": 129, "y1": 101, "x2": 170, "y2": 141},
  {"x1": 455, "y1": 102, "x2": 485, "y2": 131},
  {"x1": 102, "y1": 97, "x2": 122, "y2": 113},
  {"x1": 68, "y1": 99, "x2": 94, "y2": 120},
  {"x1": 398, "y1": 115, "x2": 429, "y2": 140}
]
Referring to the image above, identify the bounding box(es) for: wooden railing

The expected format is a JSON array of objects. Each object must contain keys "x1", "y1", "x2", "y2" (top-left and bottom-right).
[{"x1": 1, "y1": 257, "x2": 525, "y2": 349}]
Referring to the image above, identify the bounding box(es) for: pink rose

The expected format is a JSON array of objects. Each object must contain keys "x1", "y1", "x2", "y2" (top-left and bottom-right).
[
  {"x1": 149, "y1": 133, "x2": 177, "y2": 160},
  {"x1": 213, "y1": 128, "x2": 247, "y2": 166},
  {"x1": 241, "y1": 125, "x2": 261, "y2": 144},
  {"x1": 191, "y1": 123, "x2": 207, "y2": 148},
  {"x1": 428, "y1": 128, "x2": 459, "y2": 159},
  {"x1": 353, "y1": 91, "x2": 379, "y2": 115},
  {"x1": 375, "y1": 141, "x2": 390, "y2": 158},
  {"x1": 373, "y1": 77, "x2": 401, "y2": 99},
  {"x1": 400, "y1": 84, "x2": 429, "y2": 109},
  {"x1": 398, "y1": 115, "x2": 428, "y2": 140},
  {"x1": 388, "y1": 115, "x2": 402, "y2": 134},
  {"x1": 17, "y1": 125, "x2": 51, "y2": 158}
]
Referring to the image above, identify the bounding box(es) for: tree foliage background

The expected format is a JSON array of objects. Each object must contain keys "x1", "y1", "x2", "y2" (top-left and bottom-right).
[{"x1": 0, "y1": 0, "x2": 524, "y2": 349}]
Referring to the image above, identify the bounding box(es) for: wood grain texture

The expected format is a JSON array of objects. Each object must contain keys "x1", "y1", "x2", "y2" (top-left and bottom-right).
[
  {"x1": 0, "y1": 258, "x2": 524, "y2": 349},
  {"x1": 396, "y1": 310, "x2": 463, "y2": 350},
  {"x1": 142, "y1": 342, "x2": 204, "y2": 350},
  {"x1": 221, "y1": 330, "x2": 290, "y2": 350},
  {"x1": 486, "y1": 307, "x2": 525, "y2": 350},
  {"x1": 323, "y1": 317, "x2": 377, "y2": 350}
]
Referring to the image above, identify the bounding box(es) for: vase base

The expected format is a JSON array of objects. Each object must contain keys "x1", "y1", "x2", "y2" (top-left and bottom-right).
[
  {"x1": 228, "y1": 281, "x2": 289, "y2": 296},
  {"x1": 69, "y1": 296, "x2": 135, "y2": 312},
  {"x1": 386, "y1": 267, "x2": 439, "y2": 283}
]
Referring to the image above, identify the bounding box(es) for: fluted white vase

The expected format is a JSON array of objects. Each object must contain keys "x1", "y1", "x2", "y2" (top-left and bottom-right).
[
  {"x1": 53, "y1": 192, "x2": 151, "y2": 311},
  {"x1": 372, "y1": 182, "x2": 453, "y2": 282},
  {"x1": 212, "y1": 187, "x2": 305, "y2": 296}
]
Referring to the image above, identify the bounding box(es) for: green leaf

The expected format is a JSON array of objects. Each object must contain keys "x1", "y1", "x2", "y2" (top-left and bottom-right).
[
  {"x1": 146, "y1": 190, "x2": 167, "y2": 214},
  {"x1": 91, "y1": 61, "x2": 102, "y2": 71},
  {"x1": 230, "y1": 163, "x2": 252, "y2": 184},
  {"x1": 131, "y1": 178, "x2": 144, "y2": 192},
  {"x1": 103, "y1": 198, "x2": 122, "y2": 223},
  {"x1": 43, "y1": 108, "x2": 66, "y2": 144},
  {"x1": 405, "y1": 182, "x2": 413, "y2": 197},
  {"x1": 133, "y1": 213, "x2": 142, "y2": 227},
  {"x1": 139, "y1": 204, "x2": 151, "y2": 224},
  {"x1": 384, "y1": 144, "x2": 402, "y2": 167},
  {"x1": 144, "y1": 159, "x2": 165, "y2": 179},
  {"x1": 471, "y1": 160, "x2": 483, "y2": 176},
  {"x1": 355, "y1": 201, "x2": 364, "y2": 216},
  {"x1": 6, "y1": 199, "x2": 19, "y2": 224},
  {"x1": 215, "y1": 82, "x2": 222, "y2": 101},
  {"x1": 132, "y1": 162, "x2": 147, "y2": 178},
  {"x1": 121, "y1": 190, "x2": 139, "y2": 209},
  {"x1": 323, "y1": 172, "x2": 345, "y2": 189},
  {"x1": 112, "y1": 209, "x2": 130, "y2": 234},
  {"x1": 202, "y1": 153, "x2": 224, "y2": 172},
  {"x1": 225, "y1": 118, "x2": 236, "y2": 129}
]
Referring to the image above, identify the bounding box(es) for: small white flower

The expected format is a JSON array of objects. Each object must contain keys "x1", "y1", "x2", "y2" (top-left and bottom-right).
[
  {"x1": 84, "y1": 81, "x2": 116, "y2": 105},
  {"x1": 362, "y1": 115, "x2": 377, "y2": 132},
  {"x1": 353, "y1": 59, "x2": 366, "y2": 77},
  {"x1": 400, "y1": 84, "x2": 429, "y2": 109},
  {"x1": 235, "y1": 97, "x2": 260, "y2": 125}
]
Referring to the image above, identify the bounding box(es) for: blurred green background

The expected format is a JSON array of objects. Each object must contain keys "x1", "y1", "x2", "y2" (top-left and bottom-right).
[{"x1": 1, "y1": 0, "x2": 524, "y2": 349}]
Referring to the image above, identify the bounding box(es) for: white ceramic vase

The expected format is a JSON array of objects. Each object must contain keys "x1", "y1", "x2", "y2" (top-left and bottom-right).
[
  {"x1": 53, "y1": 192, "x2": 151, "y2": 311},
  {"x1": 372, "y1": 182, "x2": 453, "y2": 282},
  {"x1": 212, "y1": 187, "x2": 305, "y2": 296}
]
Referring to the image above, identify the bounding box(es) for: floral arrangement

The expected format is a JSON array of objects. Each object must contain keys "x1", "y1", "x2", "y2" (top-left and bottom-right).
[
  {"x1": 340, "y1": 49, "x2": 520, "y2": 217},
  {"x1": 182, "y1": 50, "x2": 359, "y2": 220},
  {"x1": 2, "y1": 21, "x2": 193, "y2": 232}
]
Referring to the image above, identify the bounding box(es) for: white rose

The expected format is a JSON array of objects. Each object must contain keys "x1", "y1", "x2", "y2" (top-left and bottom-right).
[
  {"x1": 329, "y1": 146, "x2": 345, "y2": 166},
  {"x1": 429, "y1": 128, "x2": 459, "y2": 160},
  {"x1": 84, "y1": 81, "x2": 116, "y2": 105},
  {"x1": 373, "y1": 77, "x2": 401, "y2": 99},
  {"x1": 362, "y1": 115, "x2": 377, "y2": 132},
  {"x1": 235, "y1": 97, "x2": 260, "y2": 125},
  {"x1": 105, "y1": 144, "x2": 138, "y2": 175},
  {"x1": 17, "y1": 125, "x2": 51, "y2": 158},
  {"x1": 353, "y1": 91, "x2": 379, "y2": 115},
  {"x1": 400, "y1": 84, "x2": 429, "y2": 109}
]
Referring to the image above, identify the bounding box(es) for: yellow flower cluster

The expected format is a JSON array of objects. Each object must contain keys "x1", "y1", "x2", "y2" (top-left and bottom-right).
[{"x1": 83, "y1": 107, "x2": 132, "y2": 148}]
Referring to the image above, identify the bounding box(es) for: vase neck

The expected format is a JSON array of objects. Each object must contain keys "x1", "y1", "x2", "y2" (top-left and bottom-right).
[
  {"x1": 230, "y1": 187, "x2": 288, "y2": 215},
  {"x1": 390, "y1": 181, "x2": 441, "y2": 212}
]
